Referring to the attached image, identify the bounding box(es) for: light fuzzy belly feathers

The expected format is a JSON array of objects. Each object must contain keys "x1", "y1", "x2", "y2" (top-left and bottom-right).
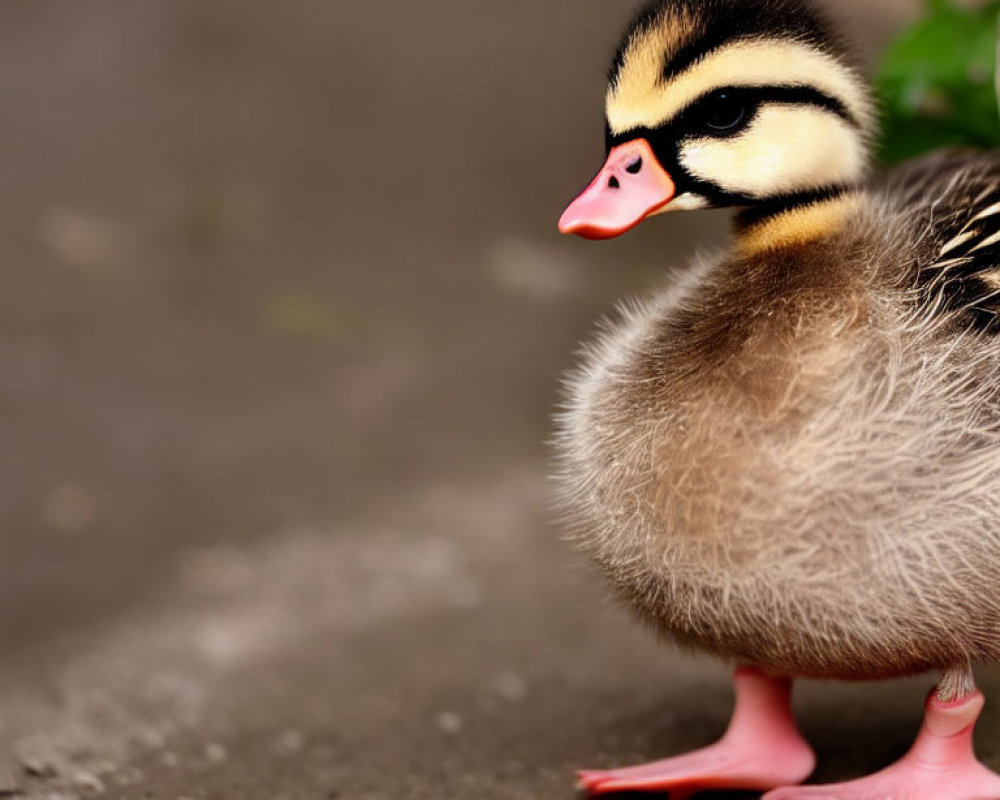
[{"x1": 554, "y1": 255, "x2": 1000, "y2": 680}]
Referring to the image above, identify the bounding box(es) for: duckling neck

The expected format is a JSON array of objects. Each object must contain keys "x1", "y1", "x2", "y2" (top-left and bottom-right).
[{"x1": 733, "y1": 188, "x2": 862, "y2": 256}]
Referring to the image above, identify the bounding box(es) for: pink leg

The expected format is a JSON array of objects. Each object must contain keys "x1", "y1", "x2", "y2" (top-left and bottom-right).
[
  {"x1": 764, "y1": 690, "x2": 1000, "y2": 800},
  {"x1": 578, "y1": 667, "x2": 815, "y2": 797}
]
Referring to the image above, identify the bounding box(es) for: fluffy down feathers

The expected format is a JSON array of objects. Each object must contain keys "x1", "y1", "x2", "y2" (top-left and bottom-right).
[{"x1": 555, "y1": 151, "x2": 1000, "y2": 682}]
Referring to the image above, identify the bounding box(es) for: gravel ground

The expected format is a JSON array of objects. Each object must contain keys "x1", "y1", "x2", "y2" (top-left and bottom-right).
[{"x1": 6, "y1": 1, "x2": 998, "y2": 799}]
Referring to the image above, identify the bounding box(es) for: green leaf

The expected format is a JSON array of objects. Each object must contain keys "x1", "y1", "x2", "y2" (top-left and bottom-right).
[{"x1": 876, "y1": 0, "x2": 1000, "y2": 164}]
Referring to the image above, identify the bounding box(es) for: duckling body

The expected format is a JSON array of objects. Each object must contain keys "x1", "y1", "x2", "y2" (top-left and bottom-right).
[
  {"x1": 555, "y1": 0, "x2": 1000, "y2": 795},
  {"x1": 560, "y1": 152, "x2": 1000, "y2": 683}
]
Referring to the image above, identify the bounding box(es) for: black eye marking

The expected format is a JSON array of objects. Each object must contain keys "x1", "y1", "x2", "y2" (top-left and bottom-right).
[
  {"x1": 669, "y1": 85, "x2": 857, "y2": 141},
  {"x1": 702, "y1": 92, "x2": 747, "y2": 131},
  {"x1": 625, "y1": 157, "x2": 643, "y2": 174},
  {"x1": 696, "y1": 91, "x2": 751, "y2": 133}
]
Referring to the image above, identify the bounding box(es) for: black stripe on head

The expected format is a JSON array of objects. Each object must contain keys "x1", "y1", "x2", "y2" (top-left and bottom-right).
[
  {"x1": 607, "y1": 84, "x2": 859, "y2": 151},
  {"x1": 661, "y1": 0, "x2": 849, "y2": 81},
  {"x1": 609, "y1": 0, "x2": 854, "y2": 89},
  {"x1": 676, "y1": 85, "x2": 860, "y2": 136}
]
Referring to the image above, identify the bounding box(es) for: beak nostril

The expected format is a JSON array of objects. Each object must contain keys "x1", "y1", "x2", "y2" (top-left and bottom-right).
[{"x1": 559, "y1": 140, "x2": 674, "y2": 238}]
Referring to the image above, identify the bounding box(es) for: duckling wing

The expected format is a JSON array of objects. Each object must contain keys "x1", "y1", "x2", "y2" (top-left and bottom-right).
[{"x1": 883, "y1": 150, "x2": 1000, "y2": 332}]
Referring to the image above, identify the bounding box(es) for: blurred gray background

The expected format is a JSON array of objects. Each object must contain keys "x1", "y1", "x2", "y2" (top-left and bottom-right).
[{"x1": 5, "y1": 1, "x2": 992, "y2": 799}]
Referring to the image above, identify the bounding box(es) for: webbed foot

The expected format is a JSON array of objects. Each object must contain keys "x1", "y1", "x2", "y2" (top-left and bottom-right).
[
  {"x1": 578, "y1": 668, "x2": 815, "y2": 796},
  {"x1": 764, "y1": 691, "x2": 1000, "y2": 800}
]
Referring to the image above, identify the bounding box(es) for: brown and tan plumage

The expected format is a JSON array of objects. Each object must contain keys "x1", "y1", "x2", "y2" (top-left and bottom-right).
[{"x1": 554, "y1": 1, "x2": 1000, "y2": 797}]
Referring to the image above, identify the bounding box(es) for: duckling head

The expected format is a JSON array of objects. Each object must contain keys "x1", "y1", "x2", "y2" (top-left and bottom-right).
[{"x1": 559, "y1": 0, "x2": 876, "y2": 240}]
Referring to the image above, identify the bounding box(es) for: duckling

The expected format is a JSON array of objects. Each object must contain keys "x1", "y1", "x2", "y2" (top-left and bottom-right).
[{"x1": 555, "y1": 1, "x2": 1000, "y2": 798}]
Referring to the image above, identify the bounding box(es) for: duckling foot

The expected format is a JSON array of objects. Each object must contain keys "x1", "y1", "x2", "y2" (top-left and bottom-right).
[
  {"x1": 763, "y1": 690, "x2": 1000, "y2": 800},
  {"x1": 577, "y1": 668, "x2": 815, "y2": 797}
]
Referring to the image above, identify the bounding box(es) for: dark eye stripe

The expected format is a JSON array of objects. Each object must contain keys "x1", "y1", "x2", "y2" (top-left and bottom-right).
[
  {"x1": 677, "y1": 85, "x2": 858, "y2": 130},
  {"x1": 606, "y1": 83, "x2": 858, "y2": 153}
]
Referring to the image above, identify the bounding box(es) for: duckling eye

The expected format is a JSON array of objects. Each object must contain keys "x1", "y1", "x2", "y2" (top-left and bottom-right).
[{"x1": 701, "y1": 92, "x2": 747, "y2": 132}]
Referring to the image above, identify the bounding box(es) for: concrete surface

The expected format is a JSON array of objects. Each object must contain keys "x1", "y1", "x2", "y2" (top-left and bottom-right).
[{"x1": 4, "y1": 1, "x2": 998, "y2": 799}]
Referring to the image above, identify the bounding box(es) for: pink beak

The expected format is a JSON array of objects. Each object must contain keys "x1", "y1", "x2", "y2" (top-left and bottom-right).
[{"x1": 558, "y1": 139, "x2": 676, "y2": 240}]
